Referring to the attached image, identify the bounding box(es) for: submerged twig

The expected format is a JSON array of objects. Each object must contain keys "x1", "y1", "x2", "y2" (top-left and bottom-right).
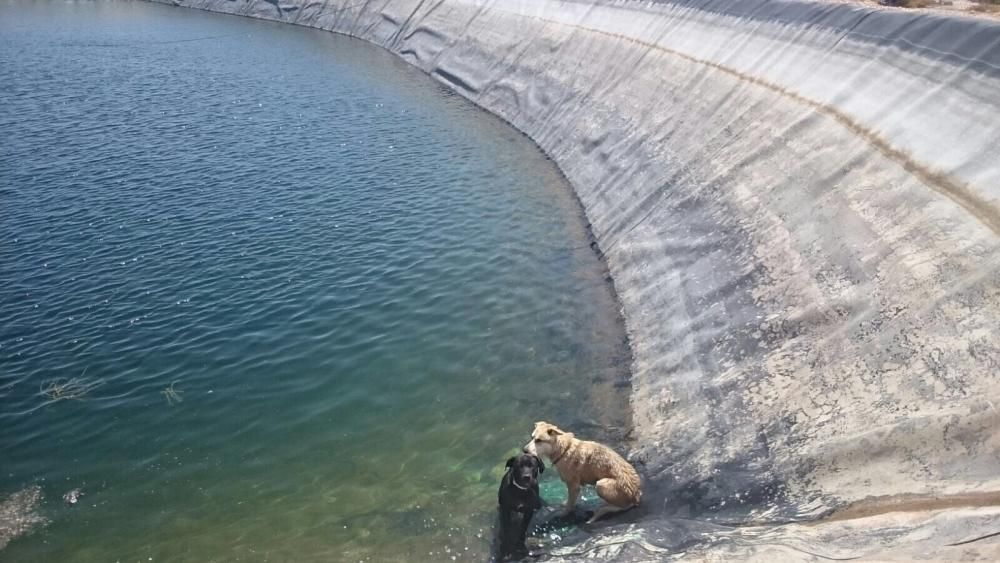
[
  {"x1": 38, "y1": 368, "x2": 104, "y2": 403},
  {"x1": 161, "y1": 381, "x2": 183, "y2": 405}
]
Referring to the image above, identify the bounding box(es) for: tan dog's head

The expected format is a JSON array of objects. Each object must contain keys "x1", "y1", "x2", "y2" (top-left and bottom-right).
[{"x1": 523, "y1": 421, "x2": 565, "y2": 459}]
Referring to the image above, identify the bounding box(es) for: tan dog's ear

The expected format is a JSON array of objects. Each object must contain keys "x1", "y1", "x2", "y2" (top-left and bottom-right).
[{"x1": 546, "y1": 427, "x2": 564, "y2": 436}]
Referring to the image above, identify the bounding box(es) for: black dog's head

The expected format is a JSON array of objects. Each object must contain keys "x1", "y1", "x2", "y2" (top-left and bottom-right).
[{"x1": 505, "y1": 454, "x2": 544, "y2": 489}]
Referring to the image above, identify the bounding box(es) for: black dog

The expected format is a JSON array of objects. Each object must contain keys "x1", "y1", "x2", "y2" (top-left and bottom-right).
[{"x1": 494, "y1": 454, "x2": 545, "y2": 561}]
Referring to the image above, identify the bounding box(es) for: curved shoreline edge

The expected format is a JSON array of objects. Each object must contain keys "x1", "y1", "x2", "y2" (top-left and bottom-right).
[{"x1": 151, "y1": 0, "x2": 1000, "y2": 559}]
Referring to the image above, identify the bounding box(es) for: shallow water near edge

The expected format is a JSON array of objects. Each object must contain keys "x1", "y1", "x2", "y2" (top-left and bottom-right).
[{"x1": 0, "y1": 1, "x2": 630, "y2": 560}]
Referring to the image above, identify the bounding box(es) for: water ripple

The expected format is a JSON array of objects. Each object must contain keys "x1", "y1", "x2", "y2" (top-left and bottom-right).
[{"x1": 0, "y1": 1, "x2": 629, "y2": 561}]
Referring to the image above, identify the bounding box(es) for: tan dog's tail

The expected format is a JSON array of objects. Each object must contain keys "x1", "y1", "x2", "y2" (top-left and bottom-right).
[{"x1": 618, "y1": 464, "x2": 642, "y2": 505}]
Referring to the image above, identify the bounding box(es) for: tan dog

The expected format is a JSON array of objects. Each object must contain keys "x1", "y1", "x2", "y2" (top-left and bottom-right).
[{"x1": 523, "y1": 421, "x2": 640, "y2": 523}]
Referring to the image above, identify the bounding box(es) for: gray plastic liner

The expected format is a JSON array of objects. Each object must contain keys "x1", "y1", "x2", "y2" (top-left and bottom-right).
[{"x1": 152, "y1": 0, "x2": 1000, "y2": 559}]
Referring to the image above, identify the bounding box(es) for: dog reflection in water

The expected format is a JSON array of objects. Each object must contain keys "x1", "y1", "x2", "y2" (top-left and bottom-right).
[{"x1": 494, "y1": 454, "x2": 544, "y2": 561}]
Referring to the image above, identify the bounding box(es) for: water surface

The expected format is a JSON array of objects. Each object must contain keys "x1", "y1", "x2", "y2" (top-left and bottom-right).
[{"x1": 0, "y1": 1, "x2": 630, "y2": 560}]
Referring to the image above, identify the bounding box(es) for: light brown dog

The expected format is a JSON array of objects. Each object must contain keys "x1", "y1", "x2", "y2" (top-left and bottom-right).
[{"x1": 523, "y1": 421, "x2": 641, "y2": 523}]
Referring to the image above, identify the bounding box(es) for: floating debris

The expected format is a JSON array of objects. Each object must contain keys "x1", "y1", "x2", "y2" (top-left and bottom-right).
[
  {"x1": 162, "y1": 381, "x2": 183, "y2": 405},
  {"x1": 38, "y1": 369, "x2": 104, "y2": 403},
  {"x1": 62, "y1": 489, "x2": 84, "y2": 506}
]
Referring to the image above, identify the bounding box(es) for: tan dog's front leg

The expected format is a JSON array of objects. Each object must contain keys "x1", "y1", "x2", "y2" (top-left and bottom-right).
[{"x1": 563, "y1": 481, "x2": 580, "y2": 516}]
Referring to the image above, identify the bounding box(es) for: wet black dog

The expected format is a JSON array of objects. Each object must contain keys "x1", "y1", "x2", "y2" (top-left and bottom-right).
[{"x1": 494, "y1": 454, "x2": 545, "y2": 561}]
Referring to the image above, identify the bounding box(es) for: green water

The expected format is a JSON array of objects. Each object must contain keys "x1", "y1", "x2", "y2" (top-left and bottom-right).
[{"x1": 0, "y1": 0, "x2": 630, "y2": 560}]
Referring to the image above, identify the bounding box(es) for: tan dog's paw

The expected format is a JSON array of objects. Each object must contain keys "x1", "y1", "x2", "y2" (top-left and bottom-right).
[{"x1": 586, "y1": 504, "x2": 632, "y2": 524}]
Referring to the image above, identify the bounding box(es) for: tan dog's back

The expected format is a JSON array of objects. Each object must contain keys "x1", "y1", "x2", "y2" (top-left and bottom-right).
[{"x1": 557, "y1": 435, "x2": 641, "y2": 505}]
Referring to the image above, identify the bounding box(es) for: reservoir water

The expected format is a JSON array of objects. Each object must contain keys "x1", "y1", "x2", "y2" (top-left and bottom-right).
[{"x1": 0, "y1": 0, "x2": 630, "y2": 560}]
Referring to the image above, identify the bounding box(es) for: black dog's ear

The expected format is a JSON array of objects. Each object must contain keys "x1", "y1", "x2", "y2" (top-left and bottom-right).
[
  {"x1": 505, "y1": 456, "x2": 517, "y2": 470},
  {"x1": 533, "y1": 455, "x2": 545, "y2": 474}
]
